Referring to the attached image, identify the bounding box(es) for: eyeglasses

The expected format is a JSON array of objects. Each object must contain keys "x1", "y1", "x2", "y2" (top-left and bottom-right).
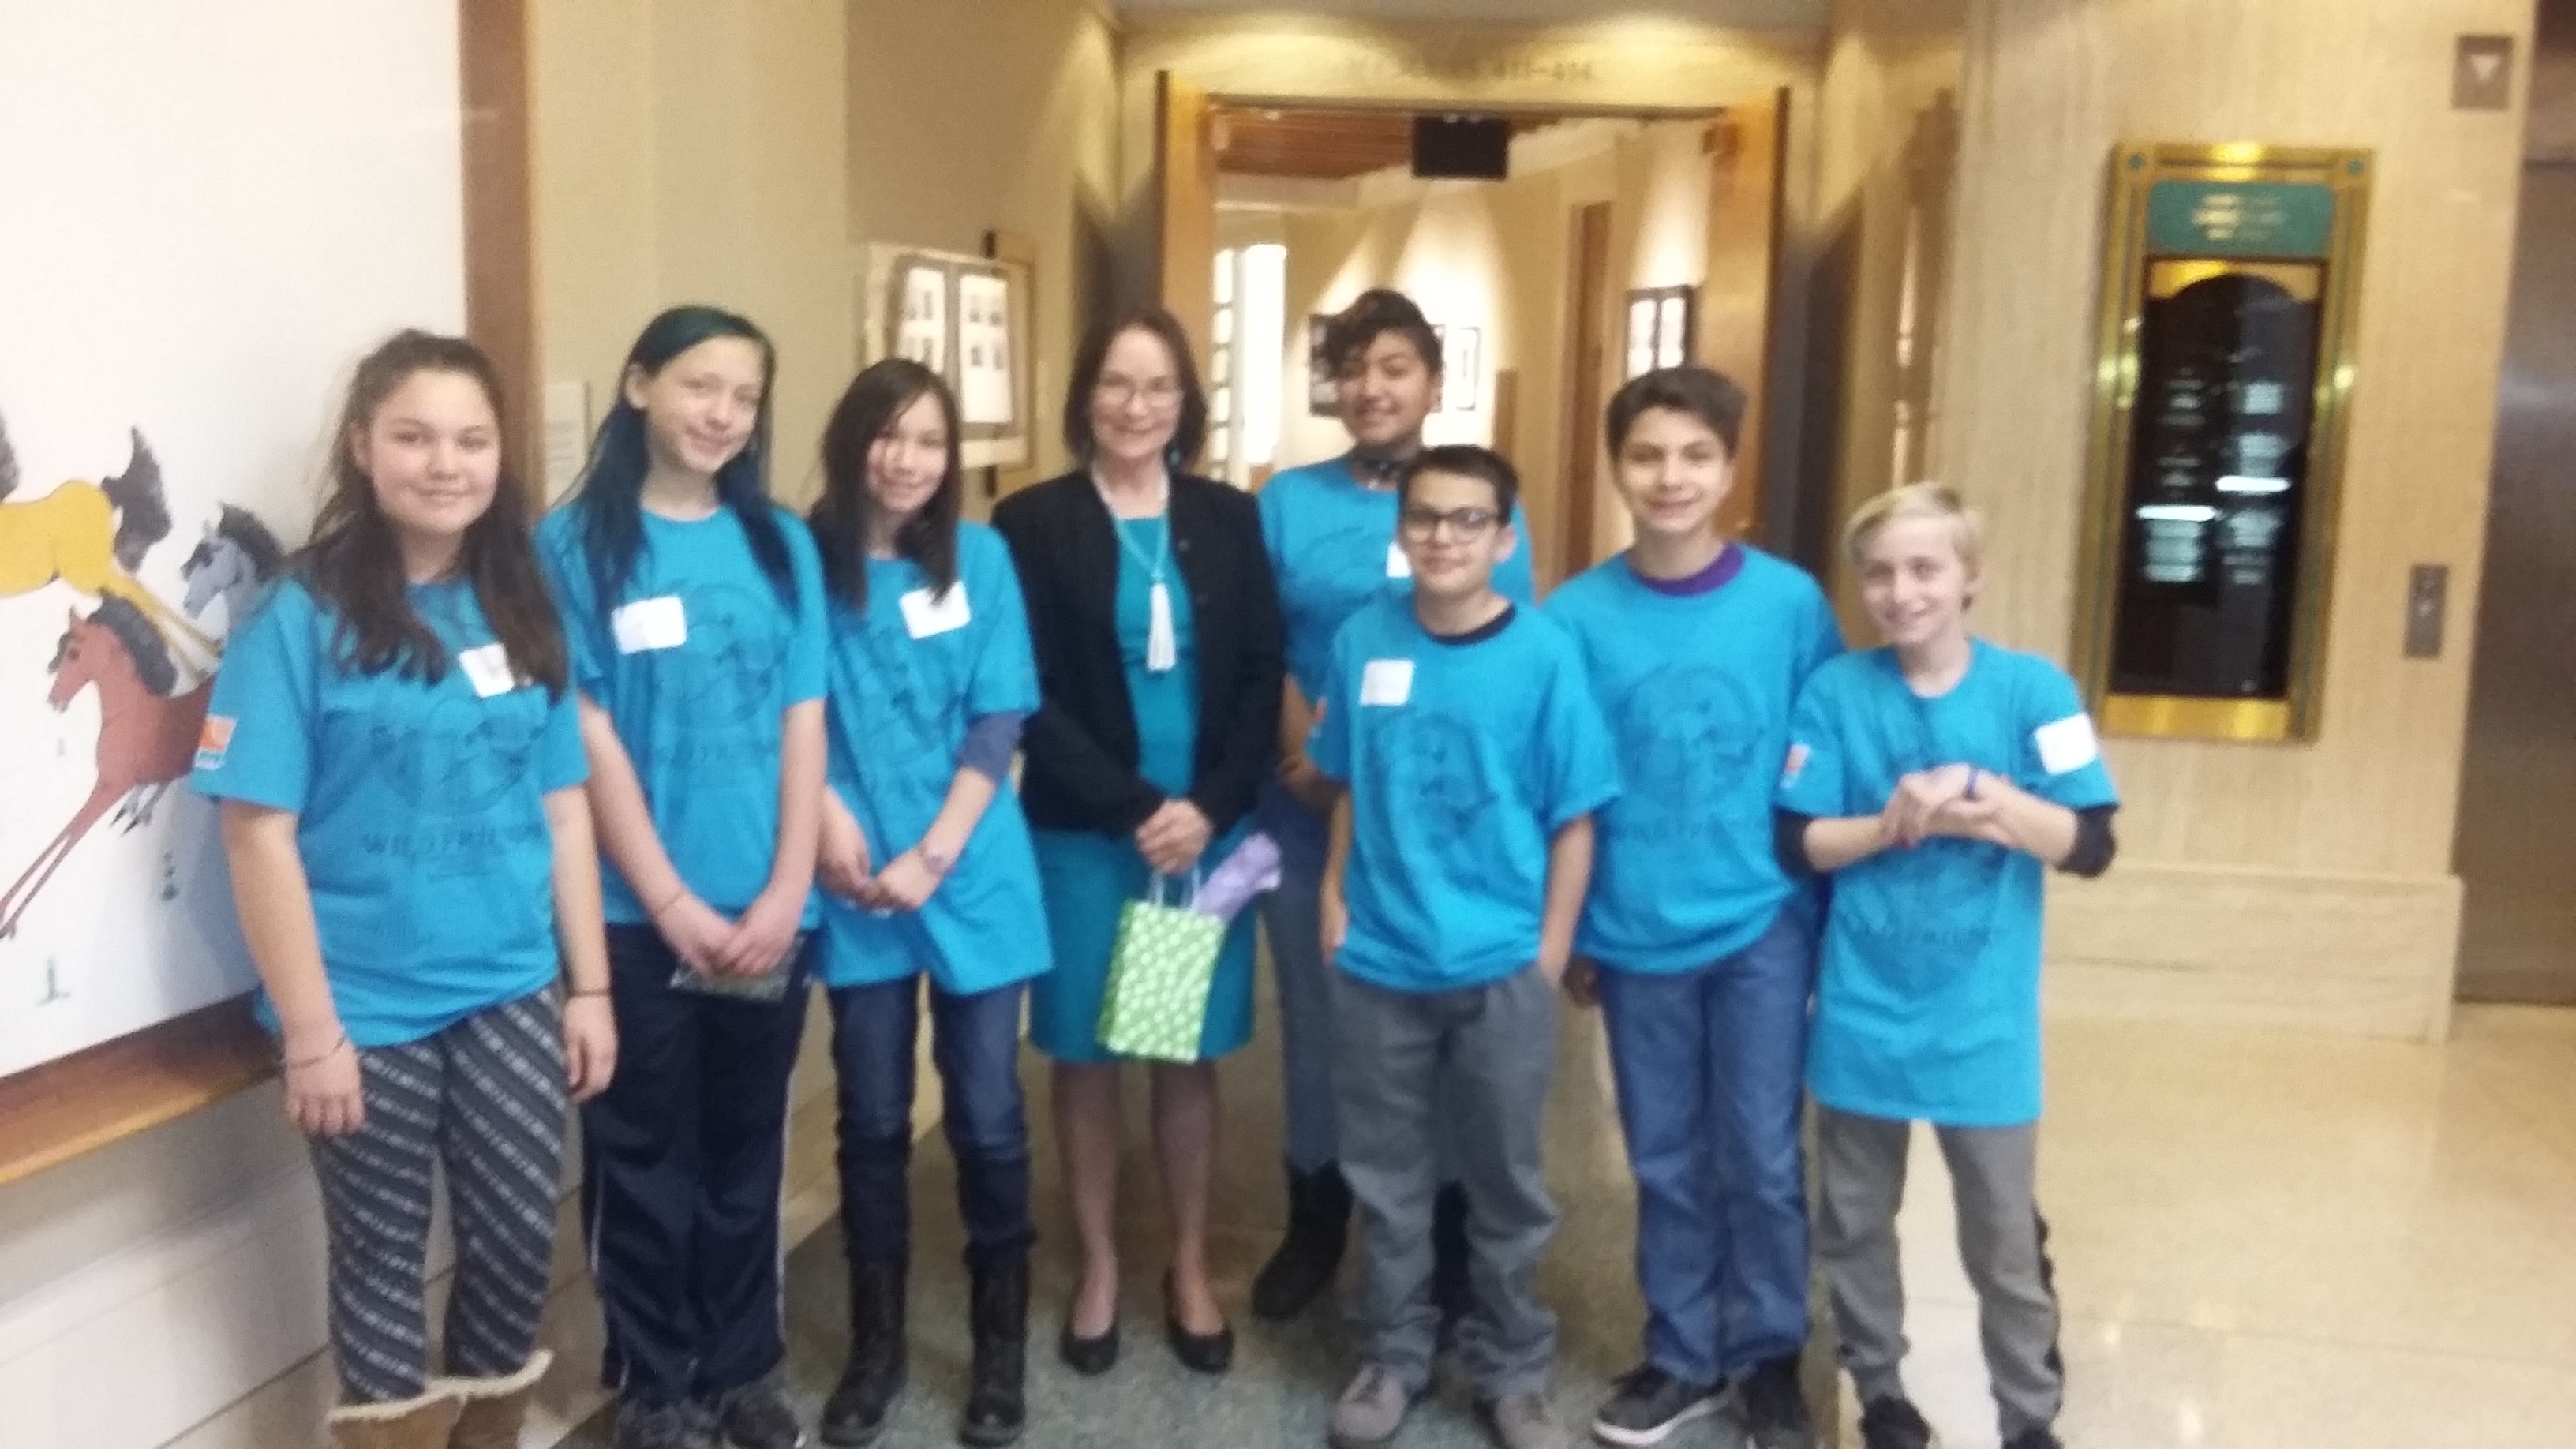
[
  {"x1": 1398, "y1": 505, "x2": 1503, "y2": 541},
  {"x1": 1095, "y1": 376, "x2": 1184, "y2": 410}
]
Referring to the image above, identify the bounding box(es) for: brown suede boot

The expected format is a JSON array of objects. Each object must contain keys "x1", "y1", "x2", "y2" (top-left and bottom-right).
[
  {"x1": 444, "y1": 1350, "x2": 553, "y2": 1449},
  {"x1": 326, "y1": 1388, "x2": 462, "y2": 1449}
]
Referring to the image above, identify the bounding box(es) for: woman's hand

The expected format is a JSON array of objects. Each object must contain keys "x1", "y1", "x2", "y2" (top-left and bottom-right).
[
  {"x1": 653, "y1": 892, "x2": 736, "y2": 976},
  {"x1": 562, "y1": 994, "x2": 619, "y2": 1103},
  {"x1": 716, "y1": 885, "x2": 804, "y2": 978},
  {"x1": 283, "y1": 1029, "x2": 365, "y2": 1138},
  {"x1": 1136, "y1": 799, "x2": 1215, "y2": 876},
  {"x1": 869, "y1": 849, "x2": 945, "y2": 913},
  {"x1": 818, "y1": 795, "x2": 874, "y2": 905}
]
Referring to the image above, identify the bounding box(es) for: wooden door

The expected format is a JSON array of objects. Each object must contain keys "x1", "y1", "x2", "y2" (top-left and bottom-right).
[
  {"x1": 1155, "y1": 72, "x2": 1219, "y2": 376},
  {"x1": 1697, "y1": 88, "x2": 1789, "y2": 537},
  {"x1": 1559, "y1": 201, "x2": 1615, "y2": 584}
]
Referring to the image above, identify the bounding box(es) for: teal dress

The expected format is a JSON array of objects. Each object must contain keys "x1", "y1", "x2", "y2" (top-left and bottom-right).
[{"x1": 1028, "y1": 515, "x2": 1260, "y2": 1063}]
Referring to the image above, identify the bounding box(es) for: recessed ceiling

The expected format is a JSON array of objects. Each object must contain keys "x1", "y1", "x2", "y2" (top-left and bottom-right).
[
  {"x1": 1212, "y1": 106, "x2": 1559, "y2": 181},
  {"x1": 1114, "y1": 0, "x2": 1826, "y2": 28}
]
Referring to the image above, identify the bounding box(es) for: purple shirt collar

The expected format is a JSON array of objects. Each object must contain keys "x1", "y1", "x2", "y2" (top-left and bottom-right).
[{"x1": 1627, "y1": 543, "x2": 1743, "y2": 597}]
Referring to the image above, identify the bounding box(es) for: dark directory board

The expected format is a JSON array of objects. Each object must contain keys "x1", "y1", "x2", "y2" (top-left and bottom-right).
[{"x1": 2075, "y1": 148, "x2": 2372, "y2": 743}]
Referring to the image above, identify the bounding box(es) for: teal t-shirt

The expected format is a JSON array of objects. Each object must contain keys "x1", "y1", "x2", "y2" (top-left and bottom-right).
[
  {"x1": 1548, "y1": 546, "x2": 1843, "y2": 972},
  {"x1": 1258, "y1": 455, "x2": 1538, "y2": 710},
  {"x1": 816, "y1": 523, "x2": 1052, "y2": 994},
  {"x1": 537, "y1": 504, "x2": 829, "y2": 925},
  {"x1": 190, "y1": 578, "x2": 587, "y2": 1047},
  {"x1": 1777, "y1": 641, "x2": 2119, "y2": 1127},
  {"x1": 1308, "y1": 597, "x2": 1622, "y2": 993}
]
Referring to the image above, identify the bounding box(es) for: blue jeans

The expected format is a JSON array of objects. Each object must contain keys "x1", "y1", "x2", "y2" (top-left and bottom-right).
[
  {"x1": 1258, "y1": 793, "x2": 1340, "y2": 1173},
  {"x1": 1596, "y1": 904, "x2": 1817, "y2": 1386},
  {"x1": 828, "y1": 976, "x2": 1035, "y2": 1270}
]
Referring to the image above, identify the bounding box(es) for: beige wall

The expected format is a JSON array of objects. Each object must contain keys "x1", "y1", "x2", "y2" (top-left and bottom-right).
[
  {"x1": 531, "y1": 0, "x2": 1120, "y2": 511},
  {"x1": 1808, "y1": 0, "x2": 1964, "y2": 618},
  {"x1": 1919, "y1": 0, "x2": 2535, "y2": 1037}
]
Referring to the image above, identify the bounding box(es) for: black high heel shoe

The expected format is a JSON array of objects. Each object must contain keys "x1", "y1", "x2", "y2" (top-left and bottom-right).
[
  {"x1": 1163, "y1": 1271, "x2": 1234, "y2": 1375},
  {"x1": 1058, "y1": 1310, "x2": 1120, "y2": 1376}
]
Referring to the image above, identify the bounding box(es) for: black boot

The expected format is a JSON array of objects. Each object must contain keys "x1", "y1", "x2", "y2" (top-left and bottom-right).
[
  {"x1": 822, "y1": 1259, "x2": 906, "y2": 1447},
  {"x1": 1252, "y1": 1159, "x2": 1354, "y2": 1320},
  {"x1": 1432, "y1": 1181, "x2": 1471, "y2": 1344},
  {"x1": 960, "y1": 1256, "x2": 1028, "y2": 1447}
]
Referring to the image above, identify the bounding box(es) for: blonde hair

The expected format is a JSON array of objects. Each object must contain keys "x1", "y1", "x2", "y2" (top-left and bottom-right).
[{"x1": 1843, "y1": 481, "x2": 1985, "y2": 574}]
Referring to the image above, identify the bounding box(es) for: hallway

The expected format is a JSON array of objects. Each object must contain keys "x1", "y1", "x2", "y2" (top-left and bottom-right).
[{"x1": 536, "y1": 998, "x2": 2576, "y2": 1449}]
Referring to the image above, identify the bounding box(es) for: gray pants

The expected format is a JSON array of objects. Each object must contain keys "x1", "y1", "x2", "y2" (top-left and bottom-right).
[
  {"x1": 1333, "y1": 964, "x2": 1559, "y2": 1398},
  {"x1": 310, "y1": 990, "x2": 569, "y2": 1403},
  {"x1": 1814, "y1": 1106, "x2": 2063, "y2": 1439}
]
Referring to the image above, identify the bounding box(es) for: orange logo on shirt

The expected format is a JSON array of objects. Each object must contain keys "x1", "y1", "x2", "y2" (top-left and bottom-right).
[{"x1": 195, "y1": 715, "x2": 236, "y2": 770}]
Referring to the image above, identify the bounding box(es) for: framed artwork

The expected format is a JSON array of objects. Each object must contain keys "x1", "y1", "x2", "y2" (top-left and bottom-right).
[
  {"x1": 865, "y1": 244, "x2": 1035, "y2": 469},
  {"x1": 1435, "y1": 324, "x2": 1481, "y2": 414},
  {"x1": 1623, "y1": 284, "x2": 1698, "y2": 379},
  {"x1": 1306, "y1": 314, "x2": 1340, "y2": 416}
]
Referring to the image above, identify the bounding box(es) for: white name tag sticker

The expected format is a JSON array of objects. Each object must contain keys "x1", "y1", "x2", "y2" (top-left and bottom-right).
[
  {"x1": 1360, "y1": 658, "x2": 1415, "y2": 707},
  {"x1": 2035, "y1": 713, "x2": 2101, "y2": 776},
  {"x1": 612, "y1": 595, "x2": 688, "y2": 653},
  {"x1": 900, "y1": 584, "x2": 972, "y2": 639},
  {"x1": 455, "y1": 643, "x2": 522, "y2": 698},
  {"x1": 1385, "y1": 541, "x2": 1413, "y2": 579}
]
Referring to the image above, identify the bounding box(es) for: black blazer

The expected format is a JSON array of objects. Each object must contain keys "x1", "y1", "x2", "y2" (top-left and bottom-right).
[{"x1": 991, "y1": 470, "x2": 1286, "y2": 837}]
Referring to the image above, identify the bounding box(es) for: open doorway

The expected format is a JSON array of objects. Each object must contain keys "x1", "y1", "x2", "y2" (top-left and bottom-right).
[{"x1": 1153, "y1": 84, "x2": 1788, "y2": 588}]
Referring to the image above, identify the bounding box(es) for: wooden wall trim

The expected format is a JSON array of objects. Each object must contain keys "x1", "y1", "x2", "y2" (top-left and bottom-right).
[
  {"x1": 0, "y1": 1002, "x2": 273, "y2": 1189},
  {"x1": 460, "y1": 0, "x2": 540, "y2": 490}
]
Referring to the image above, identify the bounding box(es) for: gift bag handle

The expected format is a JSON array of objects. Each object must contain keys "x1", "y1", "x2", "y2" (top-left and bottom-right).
[{"x1": 1145, "y1": 869, "x2": 1207, "y2": 911}]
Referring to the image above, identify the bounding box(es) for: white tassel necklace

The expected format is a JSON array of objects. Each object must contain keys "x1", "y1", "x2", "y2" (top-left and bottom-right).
[{"x1": 1095, "y1": 466, "x2": 1179, "y2": 673}]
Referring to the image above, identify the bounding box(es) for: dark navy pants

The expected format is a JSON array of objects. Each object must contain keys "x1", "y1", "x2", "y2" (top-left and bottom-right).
[
  {"x1": 828, "y1": 975, "x2": 1035, "y2": 1270},
  {"x1": 582, "y1": 925, "x2": 814, "y2": 1406}
]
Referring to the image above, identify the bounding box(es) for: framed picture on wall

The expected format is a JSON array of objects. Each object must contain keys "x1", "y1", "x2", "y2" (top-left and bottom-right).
[
  {"x1": 1434, "y1": 324, "x2": 1481, "y2": 414},
  {"x1": 1623, "y1": 284, "x2": 1697, "y2": 380},
  {"x1": 864, "y1": 242, "x2": 1035, "y2": 469},
  {"x1": 1306, "y1": 314, "x2": 1340, "y2": 416}
]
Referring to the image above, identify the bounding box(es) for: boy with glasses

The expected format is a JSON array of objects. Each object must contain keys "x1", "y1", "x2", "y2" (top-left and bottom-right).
[{"x1": 1310, "y1": 446, "x2": 1621, "y2": 1449}]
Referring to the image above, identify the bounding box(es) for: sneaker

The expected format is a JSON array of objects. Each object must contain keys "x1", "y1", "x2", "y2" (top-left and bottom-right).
[
  {"x1": 1589, "y1": 1364, "x2": 1720, "y2": 1447},
  {"x1": 706, "y1": 1378, "x2": 807, "y2": 1449},
  {"x1": 1329, "y1": 1364, "x2": 1417, "y2": 1449},
  {"x1": 1477, "y1": 1391, "x2": 1572, "y2": 1449},
  {"x1": 1735, "y1": 1354, "x2": 1818, "y2": 1449},
  {"x1": 1858, "y1": 1396, "x2": 1935, "y2": 1449},
  {"x1": 2001, "y1": 1431, "x2": 2063, "y2": 1449},
  {"x1": 615, "y1": 1400, "x2": 717, "y2": 1449}
]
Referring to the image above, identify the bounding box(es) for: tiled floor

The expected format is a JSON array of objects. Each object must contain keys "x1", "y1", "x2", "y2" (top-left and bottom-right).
[{"x1": 179, "y1": 1002, "x2": 2576, "y2": 1448}]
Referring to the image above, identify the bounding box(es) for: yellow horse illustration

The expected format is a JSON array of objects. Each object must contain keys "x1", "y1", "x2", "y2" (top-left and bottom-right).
[{"x1": 0, "y1": 411, "x2": 213, "y2": 660}]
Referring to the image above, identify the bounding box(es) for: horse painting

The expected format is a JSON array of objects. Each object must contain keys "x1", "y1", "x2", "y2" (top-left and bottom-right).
[
  {"x1": 181, "y1": 504, "x2": 286, "y2": 627},
  {"x1": 0, "y1": 410, "x2": 212, "y2": 662},
  {"x1": 0, "y1": 597, "x2": 212, "y2": 940}
]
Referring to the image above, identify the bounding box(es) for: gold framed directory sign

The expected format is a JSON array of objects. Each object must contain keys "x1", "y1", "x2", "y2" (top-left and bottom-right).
[{"x1": 2072, "y1": 143, "x2": 2373, "y2": 743}]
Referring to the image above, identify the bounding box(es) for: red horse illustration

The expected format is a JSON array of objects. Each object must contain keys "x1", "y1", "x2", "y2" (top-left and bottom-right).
[{"x1": 0, "y1": 597, "x2": 212, "y2": 939}]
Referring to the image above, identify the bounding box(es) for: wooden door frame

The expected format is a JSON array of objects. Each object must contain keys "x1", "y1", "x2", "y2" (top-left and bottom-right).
[{"x1": 461, "y1": 0, "x2": 540, "y2": 492}]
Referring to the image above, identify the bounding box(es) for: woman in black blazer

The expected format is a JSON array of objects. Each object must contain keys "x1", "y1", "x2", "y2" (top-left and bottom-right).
[{"x1": 991, "y1": 306, "x2": 1284, "y2": 1379}]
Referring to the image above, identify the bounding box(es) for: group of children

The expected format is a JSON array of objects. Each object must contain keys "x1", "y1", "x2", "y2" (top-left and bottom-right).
[{"x1": 186, "y1": 287, "x2": 2114, "y2": 1449}]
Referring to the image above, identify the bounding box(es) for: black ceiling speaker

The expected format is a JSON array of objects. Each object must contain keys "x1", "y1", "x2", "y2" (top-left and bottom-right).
[{"x1": 1413, "y1": 114, "x2": 1511, "y2": 180}]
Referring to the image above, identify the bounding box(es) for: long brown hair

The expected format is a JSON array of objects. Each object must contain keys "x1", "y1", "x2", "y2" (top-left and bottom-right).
[
  {"x1": 811, "y1": 358, "x2": 963, "y2": 612},
  {"x1": 293, "y1": 330, "x2": 570, "y2": 695}
]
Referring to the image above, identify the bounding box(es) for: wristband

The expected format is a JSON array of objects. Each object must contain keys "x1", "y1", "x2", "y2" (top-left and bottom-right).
[{"x1": 284, "y1": 1032, "x2": 347, "y2": 1072}]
